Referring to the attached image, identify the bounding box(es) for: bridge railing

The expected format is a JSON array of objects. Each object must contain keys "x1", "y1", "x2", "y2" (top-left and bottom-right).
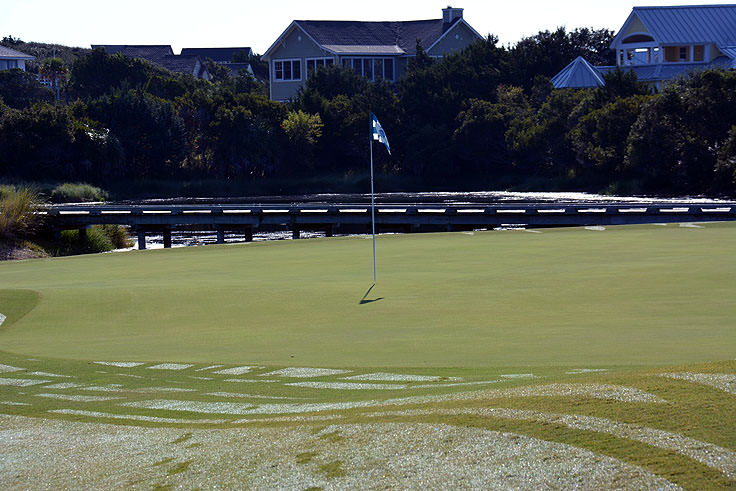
[{"x1": 41, "y1": 202, "x2": 736, "y2": 249}]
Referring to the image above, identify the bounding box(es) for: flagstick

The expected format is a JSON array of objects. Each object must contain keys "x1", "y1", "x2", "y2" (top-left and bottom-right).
[{"x1": 369, "y1": 119, "x2": 377, "y2": 286}]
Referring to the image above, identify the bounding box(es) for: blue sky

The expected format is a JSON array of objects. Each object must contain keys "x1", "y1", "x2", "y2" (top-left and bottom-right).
[{"x1": 1, "y1": 0, "x2": 724, "y2": 54}]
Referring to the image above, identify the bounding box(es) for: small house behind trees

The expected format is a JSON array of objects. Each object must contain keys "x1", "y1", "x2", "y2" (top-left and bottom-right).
[
  {"x1": 0, "y1": 45, "x2": 34, "y2": 71},
  {"x1": 552, "y1": 4, "x2": 736, "y2": 90}
]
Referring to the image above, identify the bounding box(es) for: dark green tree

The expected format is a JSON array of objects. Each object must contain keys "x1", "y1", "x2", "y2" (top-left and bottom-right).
[
  {"x1": 509, "y1": 27, "x2": 616, "y2": 90},
  {"x1": 85, "y1": 89, "x2": 187, "y2": 178},
  {"x1": 0, "y1": 69, "x2": 54, "y2": 108}
]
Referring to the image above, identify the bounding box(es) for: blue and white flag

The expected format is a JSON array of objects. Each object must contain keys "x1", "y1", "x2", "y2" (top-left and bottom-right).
[{"x1": 370, "y1": 113, "x2": 391, "y2": 155}]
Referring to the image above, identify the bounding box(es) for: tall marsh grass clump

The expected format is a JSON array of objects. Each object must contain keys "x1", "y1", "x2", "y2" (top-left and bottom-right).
[
  {"x1": 0, "y1": 185, "x2": 45, "y2": 241},
  {"x1": 50, "y1": 183, "x2": 109, "y2": 203},
  {"x1": 60, "y1": 225, "x2": 132, "y2": 254}
]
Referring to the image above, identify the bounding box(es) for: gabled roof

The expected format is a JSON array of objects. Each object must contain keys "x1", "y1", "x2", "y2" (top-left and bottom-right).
[
  {"x1": 0, "y1": 46, "x2": 34, "y2": 60},
  {"x1": 264, "y1": 17, "x2": 479, "y2": 59},
  {"x1": 157, "y1": 55, "x2": 202, "y2": 75},
  {"x1": 180, "y1": 47, "x2": 253, "y2": 62},
  {"x1": 551, "y1": 56, "x2": 605, "y2": 89},
  {"x1": 92, "y1": 44, "x2": 209, "y2": 77},
  {"x1": 611, "y1": 5, "x2": 736, "y2": 47}
]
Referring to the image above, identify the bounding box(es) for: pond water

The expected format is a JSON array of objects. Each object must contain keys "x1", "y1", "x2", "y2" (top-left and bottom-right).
[{"x1": 116, "y1": 190, "x2": 730, "y2": 207}]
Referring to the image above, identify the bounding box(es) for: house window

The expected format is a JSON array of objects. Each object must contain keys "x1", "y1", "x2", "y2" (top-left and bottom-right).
[
  {"x1": 341, "y1": 57, "x2": 395, "y2": 81},
  {"x1": 694, "y1": 45, "x2": 705, "y2": 62},
  {"x1": 273, "y1": 59, "x2": 301, "y2": 81},
  {"x1": 664, "y1": 46, "x2": 691, "y2": 63},
  {"x1": 306, "y1": 57, "x2": 334, "y2": 77}
]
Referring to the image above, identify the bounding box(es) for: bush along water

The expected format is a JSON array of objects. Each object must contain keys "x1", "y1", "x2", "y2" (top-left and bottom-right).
[
  {"x1": 0, "y1": 185, "x2": 45, "y2": 241},
  {"x1": 58, "y1": 225, "x2": 132, "y2": 255},
  {"x1": 50, "y1": 182, "x2": 109, "y2": 203}
]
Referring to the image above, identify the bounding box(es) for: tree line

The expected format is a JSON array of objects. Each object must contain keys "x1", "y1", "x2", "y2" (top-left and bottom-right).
[{"x1": 1, "y1": 29, "x2": 735, "y2": 196}]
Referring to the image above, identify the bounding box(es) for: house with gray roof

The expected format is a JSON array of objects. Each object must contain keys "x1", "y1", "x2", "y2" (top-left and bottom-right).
[
  {"x1": 92, "y1": 45, "x2": 211, "y2": 80},
  {"x1": 0, "y1": 46, "x2": 34, "y2": 71},
  {"x1": 552, "y1": 5, "x2": 736, "y2": 90},
  {"x1": 181, "y1": 47, "x2": 256, "y2": 78},
  {"x1": 262, "y1": 7, "x2": 482, "y2": 101}
]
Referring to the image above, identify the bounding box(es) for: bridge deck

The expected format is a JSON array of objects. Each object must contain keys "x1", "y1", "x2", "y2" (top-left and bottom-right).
[{"x1": 45, "y1": 202, "x2": 736, "y2": 249}]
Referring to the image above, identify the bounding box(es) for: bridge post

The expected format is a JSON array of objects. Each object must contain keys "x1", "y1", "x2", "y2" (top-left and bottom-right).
[
  {"x1": 244, "y1": 227, "x2": 253, "y2": 242},
  {"x1": 163, "y1": 227, "x2": 172, "y2": 249},
  {"x1": 137, "y1": 230, "x2": 147, "y2": 250},
  {"x1": 78, "y1": 226, "x2": 87, "y2": 244},
  {"x1": 292, "y1": 227, "x2": 300, "y2": 240},
  {"x1": 326, "y1": 225, "x2": 334, "y2": 237},
  {"x1": 216, "y1": 227, "x2": 225, "y2": 244}
]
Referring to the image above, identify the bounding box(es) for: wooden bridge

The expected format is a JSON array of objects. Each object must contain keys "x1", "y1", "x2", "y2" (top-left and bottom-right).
[{"x1": 45, "y1": 201, "x2": 736, "y2": 249}]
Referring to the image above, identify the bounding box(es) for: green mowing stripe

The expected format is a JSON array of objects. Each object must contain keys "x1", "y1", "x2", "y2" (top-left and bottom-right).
[
  {"x1": 0, "y1": 223, "x2": 734, "y2": 367},
  {"x1": 362, "y1": 414, "x2": 735, "y2": 490},
  {"x1": 0, "y1": 289, "x2": 40, "y2": 329}
]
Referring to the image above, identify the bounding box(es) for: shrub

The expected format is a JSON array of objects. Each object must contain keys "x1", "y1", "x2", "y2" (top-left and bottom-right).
[
  {"x1": 99, "y1": 224, "x2": 133, "y2": 249},
  {"x1": 0, "y1": 186, "x2": 44, "y2": 240},
  {"x1": 59, "y1": 224, "x2": 131, "y2": 254},
  {"x1": 50, "y1": 182, "x2": 109, "y2": 203}
]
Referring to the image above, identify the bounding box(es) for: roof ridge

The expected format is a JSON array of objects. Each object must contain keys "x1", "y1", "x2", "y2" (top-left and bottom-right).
[
  {"x1": 296, "y1": 19, "x2": 440, "y2": 24},
  {"x1": 634, "y1": 4, "x2": 736, "y2": 9}
]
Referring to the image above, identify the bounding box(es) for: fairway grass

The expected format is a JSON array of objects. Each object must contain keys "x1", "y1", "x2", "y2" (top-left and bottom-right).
[{"x1": 1, "y1": 223, "x2": 735, "y2": 488}]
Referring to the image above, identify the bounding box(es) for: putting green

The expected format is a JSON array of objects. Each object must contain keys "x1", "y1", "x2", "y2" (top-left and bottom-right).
[{"x1": 1, "y1": 223, "x2": 734, "y2": 367}]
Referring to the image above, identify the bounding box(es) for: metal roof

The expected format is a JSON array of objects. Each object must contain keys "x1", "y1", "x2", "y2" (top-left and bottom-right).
[
  {"x1": 594, "y1": 57, "x2": 735, "y2": 82},
  {"x1": 553, "y1": 56, "x2": 736, "y2": 89},
  {"x1": 0, "y1": 46, "x2": 34, "y2": 60},
  {"x1": 612, "y1": 5, "x2": 736, "y2": 47},
  {"x1": 551, "y1": 56, "x2": 605, "y2": 89}
]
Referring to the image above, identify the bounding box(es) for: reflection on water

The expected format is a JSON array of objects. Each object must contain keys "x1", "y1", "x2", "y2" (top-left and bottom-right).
[
  {"x1": 121, "y1": 230, "x2": 332, "y2": 251},
  {"x1": 118, "y1": 191, "x2": 730, "y2": 207}
]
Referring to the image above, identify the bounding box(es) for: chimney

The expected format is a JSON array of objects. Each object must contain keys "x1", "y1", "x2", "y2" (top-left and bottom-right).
[{"x1": 442, "y1": 6, "x2": 464, "y2": 25}]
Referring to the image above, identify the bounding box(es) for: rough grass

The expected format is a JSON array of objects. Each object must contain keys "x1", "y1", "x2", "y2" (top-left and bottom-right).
[
  {"x1": 0, "y1": 186, "x2": 44, "y2": 240},
  {"x1": 0, "y1": 352, "x2": 733, "y2": 488}
]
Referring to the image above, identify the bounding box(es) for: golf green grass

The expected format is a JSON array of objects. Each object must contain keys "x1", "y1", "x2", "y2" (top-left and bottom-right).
[
  {"x1": 1, "y1": 223, "x2": 735, "y2": 488},
  {"x1": 1, "y1": 223, "x2": 735, "y2": 367}
]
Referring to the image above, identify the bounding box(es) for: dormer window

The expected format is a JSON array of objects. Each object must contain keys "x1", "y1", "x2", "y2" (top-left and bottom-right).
[{"x1": 619, "y1": 34, "x2": 659, "y2": 66}]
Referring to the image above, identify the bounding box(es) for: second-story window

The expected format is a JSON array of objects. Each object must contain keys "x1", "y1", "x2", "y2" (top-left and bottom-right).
[
  {"x1": 341, "y1": 57, "x2": 395, "y2": 81},
  {"x1": 306, "y1": 58, "x2": 334, "y2": 77},
  {"x1": 274, "y1": 59, "x2": 301, "y2": 81}
]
